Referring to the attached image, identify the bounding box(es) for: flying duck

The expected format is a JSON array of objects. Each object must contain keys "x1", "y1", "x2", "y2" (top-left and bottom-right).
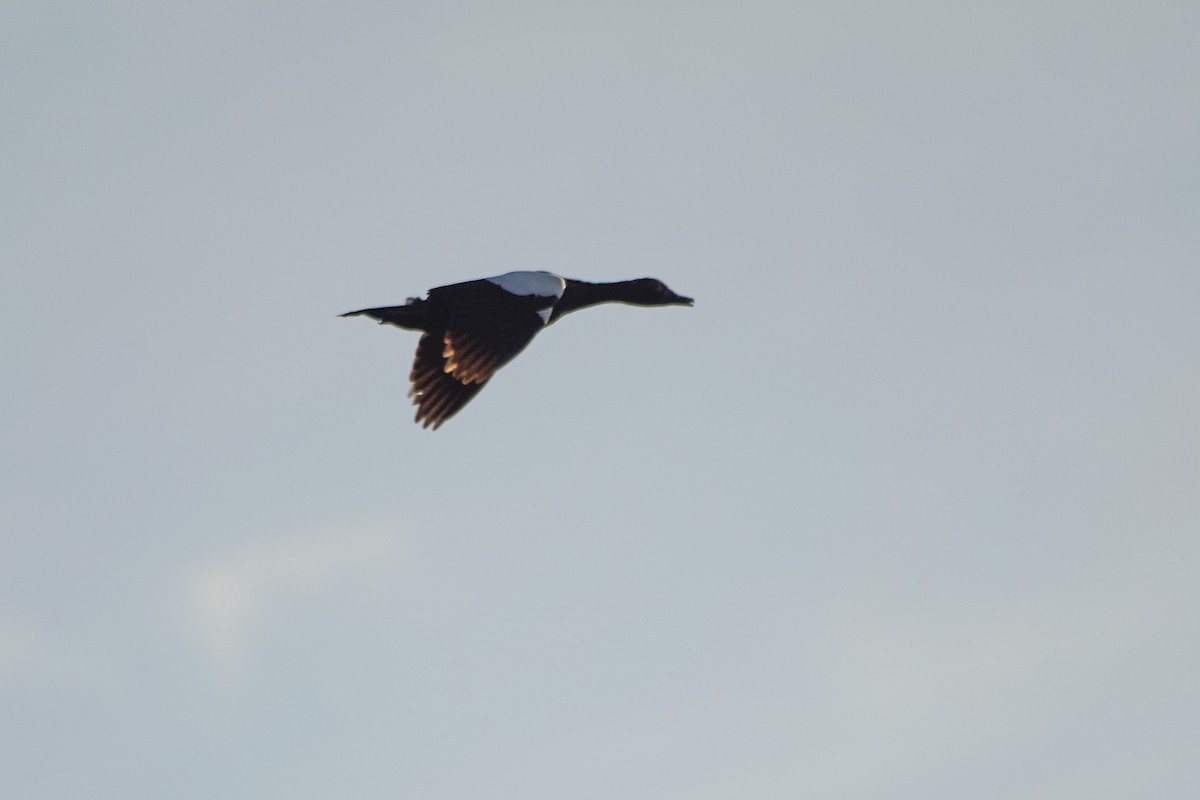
[{"x1": 342, "y1": 271, "x2": 694, "y2": 429}]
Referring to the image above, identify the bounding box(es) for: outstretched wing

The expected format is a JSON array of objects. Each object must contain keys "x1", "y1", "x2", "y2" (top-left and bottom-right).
[
  {"x1": 407, "y1": 330, "x2": 489, "y2": 429},
  {"x1": 408, "y1": 282, "x2": 554, "y2": 429}
]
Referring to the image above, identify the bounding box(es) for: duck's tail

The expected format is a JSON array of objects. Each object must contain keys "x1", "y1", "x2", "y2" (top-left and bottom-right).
[{"x1": 340, "y1": 298, "x2": 429, "y2": 331}]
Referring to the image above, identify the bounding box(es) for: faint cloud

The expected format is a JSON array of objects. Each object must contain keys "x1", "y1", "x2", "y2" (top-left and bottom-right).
[{"x1": 179, "y1": 525, "x2": 408, "y2": 680}]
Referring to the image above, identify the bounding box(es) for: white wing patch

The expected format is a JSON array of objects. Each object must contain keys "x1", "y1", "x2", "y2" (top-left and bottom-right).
[{"x1": 487, "y1": 270, "x2": 567, "y2": 299}]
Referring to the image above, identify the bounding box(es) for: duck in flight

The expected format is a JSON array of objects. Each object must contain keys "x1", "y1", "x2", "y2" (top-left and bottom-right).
[{"x1": 342, "y1": 271, "x2": 694, "y2": 429}]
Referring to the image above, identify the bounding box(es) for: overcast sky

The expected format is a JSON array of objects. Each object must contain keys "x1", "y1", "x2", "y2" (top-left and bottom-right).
[{"x1": 3, "y1": 2, "x2": 1198, "y2": 798}]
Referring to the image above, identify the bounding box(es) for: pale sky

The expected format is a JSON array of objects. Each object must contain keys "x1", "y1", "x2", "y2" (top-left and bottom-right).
[{"x1": 3, "y1": 2, "x2": 1199, "y2": 798}]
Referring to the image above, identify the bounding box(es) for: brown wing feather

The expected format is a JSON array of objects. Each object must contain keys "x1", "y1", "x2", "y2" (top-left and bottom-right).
[
  {"x1": 408, "y1": 331, "x2": 488, "y2": 429},
  {"x1": 439, "y1": 293, "x2": 548, "y2": 383},
  {"x1": 407, "y1": 287, "x2": 551, "y2": 429}
]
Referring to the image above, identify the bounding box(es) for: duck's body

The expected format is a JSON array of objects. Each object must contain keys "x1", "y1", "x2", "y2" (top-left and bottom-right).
[{"x1": 342, "y1": 271, "x2": 693, "y2": 429}]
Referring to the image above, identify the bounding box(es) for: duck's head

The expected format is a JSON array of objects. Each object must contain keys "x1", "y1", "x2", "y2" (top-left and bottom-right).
[{"x1": 630, "y1": 278, "x2": 695, "y2": 307}]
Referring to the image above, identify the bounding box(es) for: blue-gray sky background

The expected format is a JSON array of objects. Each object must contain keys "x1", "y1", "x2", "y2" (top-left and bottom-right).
[{"x1": 3, "y1": 2, "x2": 1198, "y2": 797}]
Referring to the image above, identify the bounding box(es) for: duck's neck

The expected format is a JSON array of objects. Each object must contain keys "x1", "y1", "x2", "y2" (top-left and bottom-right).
[{"x1": 549, "y1": 280, "x2": 642, "y2": 323}]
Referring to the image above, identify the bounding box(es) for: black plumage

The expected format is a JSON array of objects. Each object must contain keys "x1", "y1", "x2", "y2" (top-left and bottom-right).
[{"x1": 342, "y1": 272, "x2": 693, "y2": 429}]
